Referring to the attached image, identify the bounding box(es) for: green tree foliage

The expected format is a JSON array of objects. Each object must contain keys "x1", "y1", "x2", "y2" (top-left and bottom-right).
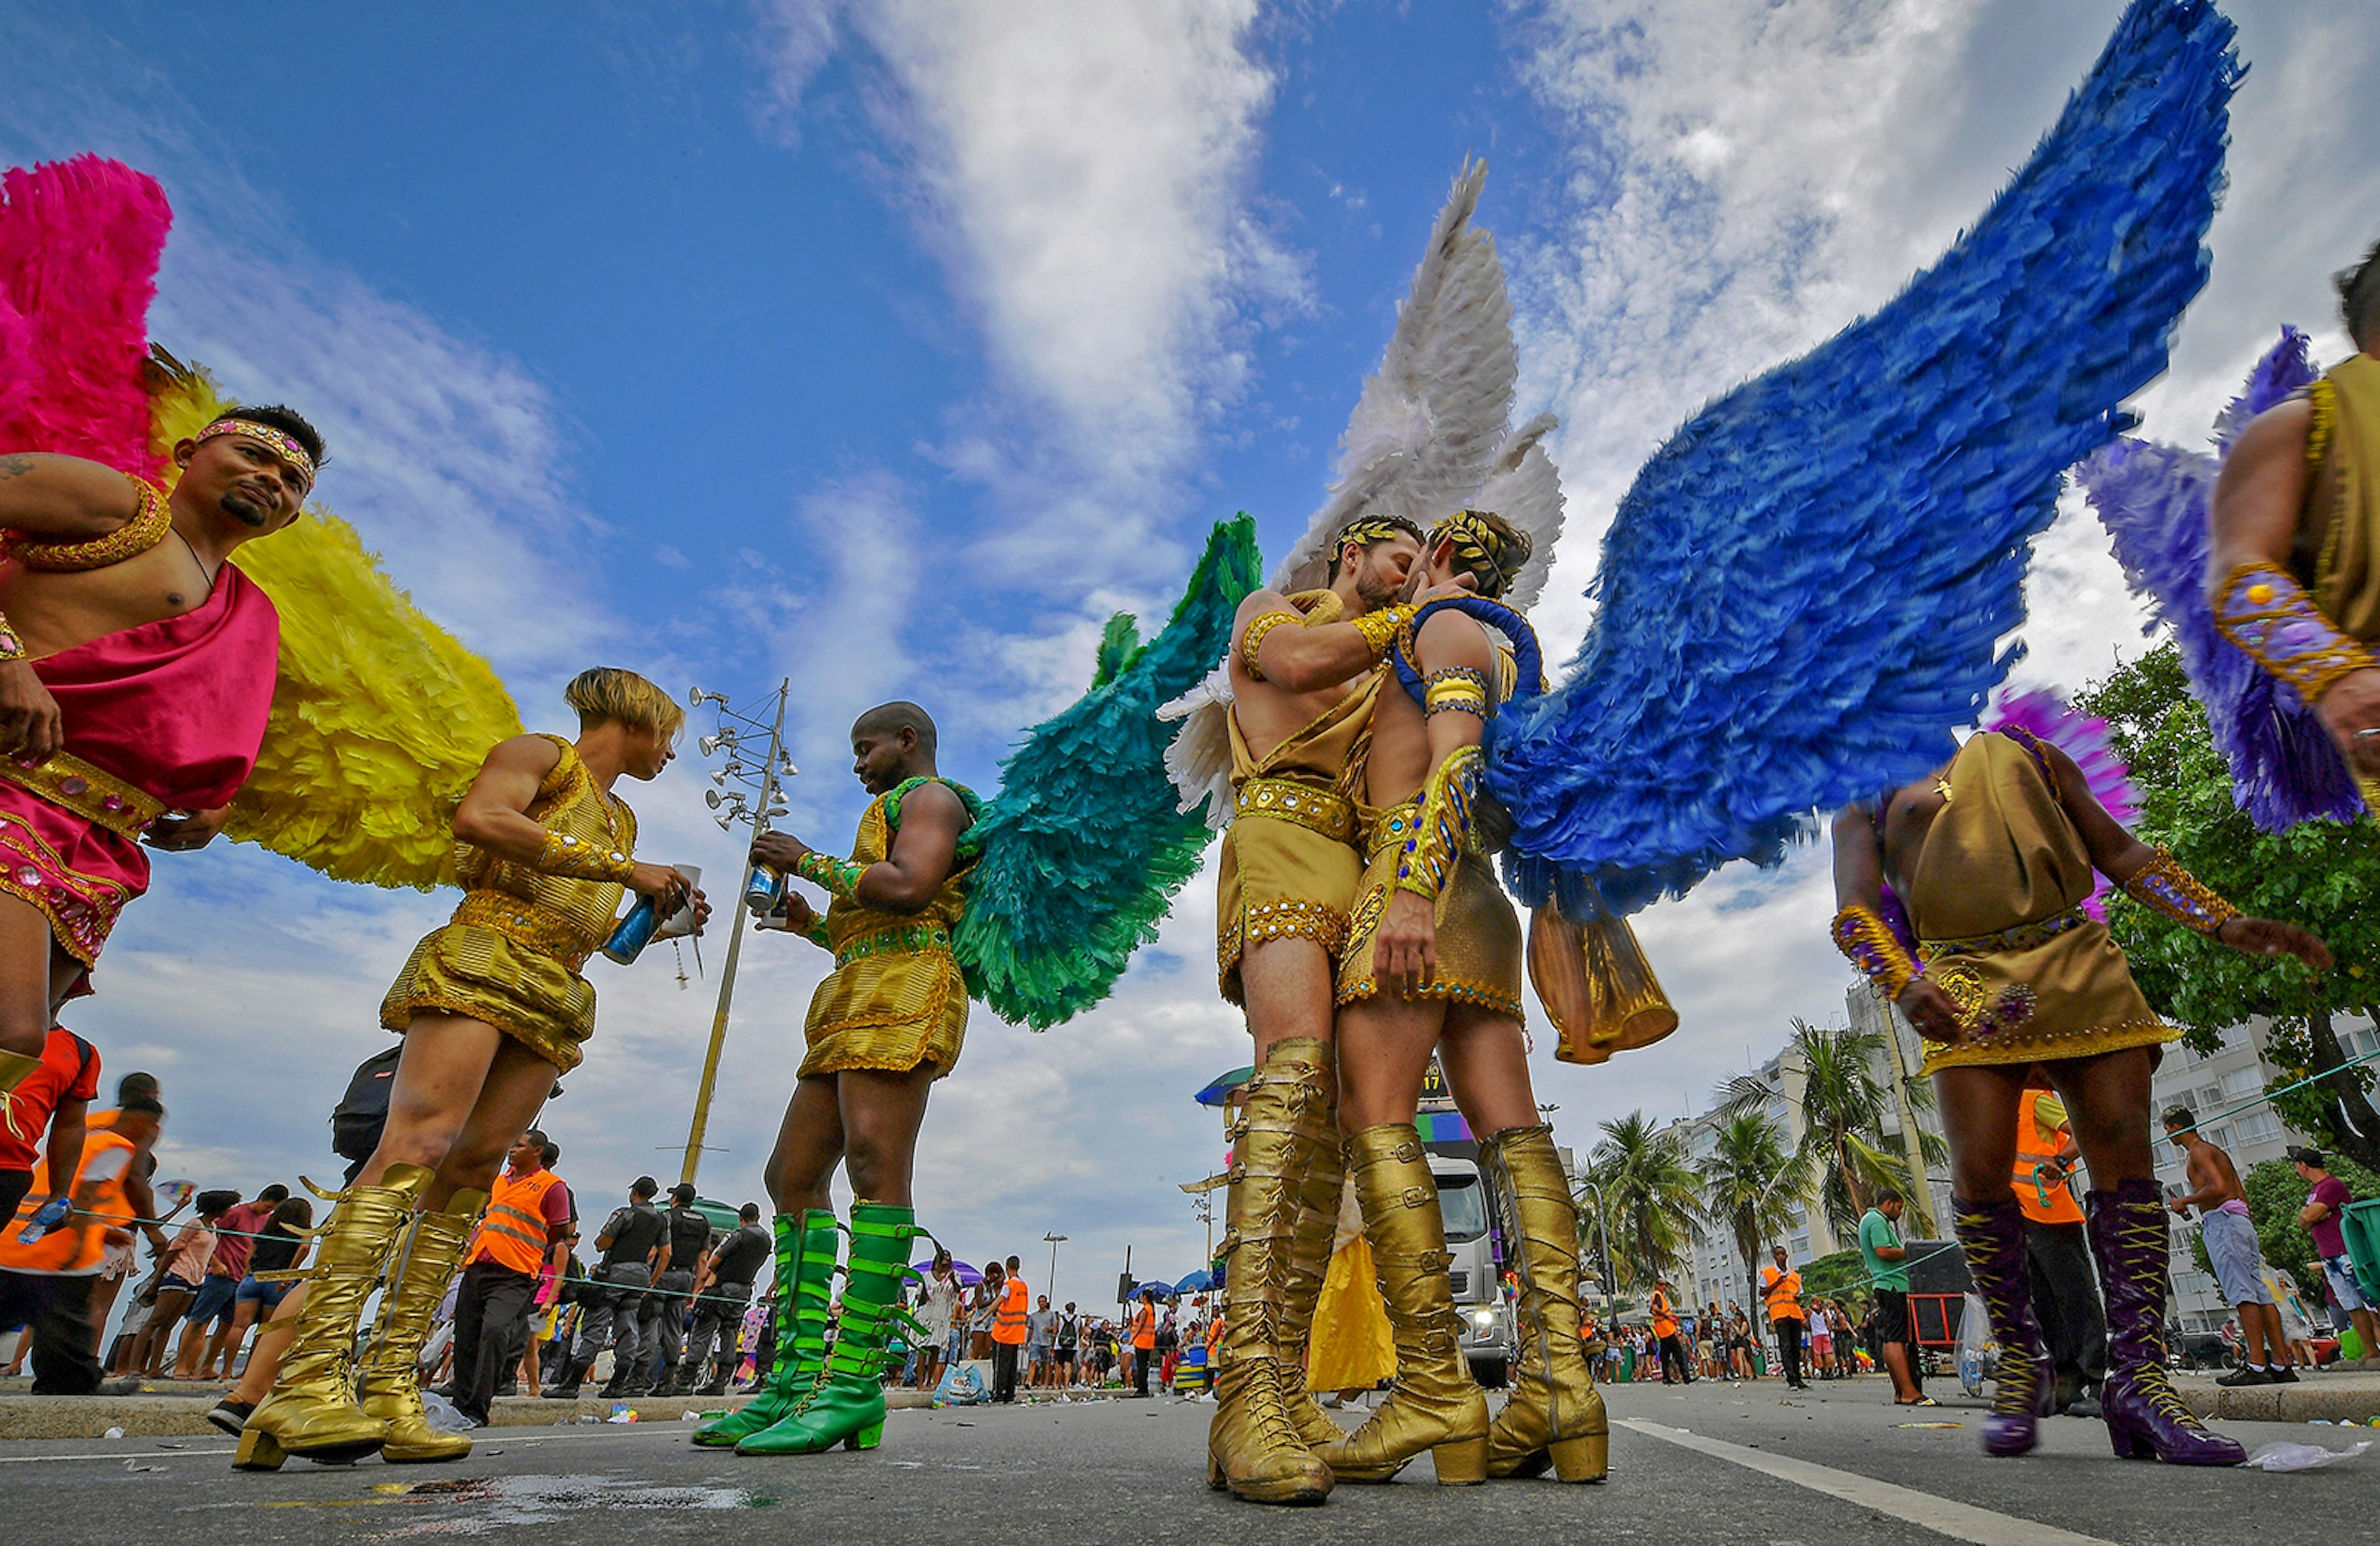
[
  {"x1": 2077, "y1": 644, "x2": 2380, "y2": 1172},
  {"x1": 1719, "y1": 1020, "x2": 1946, "y2": 1243},
  {"x1": 1586, "y1": 1111, "x2": 1700, "y2": 1294},
  {"x1": 1799, "y1": 1247, "x2": 1873, "y2": 1305},
  {"x1": 1693, "y1": 1111, "x2": 1815, "y2": 1291}
]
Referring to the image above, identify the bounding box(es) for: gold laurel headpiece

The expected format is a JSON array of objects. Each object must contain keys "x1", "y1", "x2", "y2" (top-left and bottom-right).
[
  {"x1": 196, "y1": 417, "x2": 316, "y2": 485},
  {"x1": 1336, "y1": 515, "x2": 1422, "y2": 552},
  {"x1": 1429, "y1": 508, "x2": 1530, "y2": 599}
]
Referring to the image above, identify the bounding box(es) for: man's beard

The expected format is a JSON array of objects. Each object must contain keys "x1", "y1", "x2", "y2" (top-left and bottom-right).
[
  {"x1": 219, "y1": 488, "x2": 271, "y2": 528},
  {"x1": 1352, "y1": 564, "x2": 1398, "y2": 611}
]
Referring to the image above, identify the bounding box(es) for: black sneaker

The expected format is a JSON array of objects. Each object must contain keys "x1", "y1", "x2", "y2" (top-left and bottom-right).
[
  {"x1": 2215, "y1": 1365, "x2": 2267, "y2": 1387},
  {"x1": 205, "y1": 1398, "x2": 253, "y2": 1435},
  {"x1": 2268, "y1": 1364, "x2": 2300, "y2": 1384}
]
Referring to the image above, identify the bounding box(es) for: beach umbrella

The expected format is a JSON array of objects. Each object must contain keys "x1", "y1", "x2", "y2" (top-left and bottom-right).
[{"x1": 1194, "y1": 1067, "x2": 1254, "y2": 1107}]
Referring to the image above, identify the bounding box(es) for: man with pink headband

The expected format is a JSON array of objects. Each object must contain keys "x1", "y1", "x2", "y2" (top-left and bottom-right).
[{"x1": 0, "y1": 408, "x2": 317, "y2": 1112}]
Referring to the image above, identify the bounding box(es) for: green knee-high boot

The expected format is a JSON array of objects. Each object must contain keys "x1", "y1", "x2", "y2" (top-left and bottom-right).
[
  {"x1": 737, "y1": 1201, "x2": 919, "y2": 1456},
  {"x1": 692, "y1": 1211, "x2": 837, "y2": 1449}
]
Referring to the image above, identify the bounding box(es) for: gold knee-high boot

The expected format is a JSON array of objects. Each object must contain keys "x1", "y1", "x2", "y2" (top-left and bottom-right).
[
  {"x1": 360, "y1": 1187, "x2": 485, "y2": 1463},
  {"x1": 1481, "y1": 1125, "x2": 1606, "y2": 1482},
  {"x1": 1276, "y1": 1105, "x2": 1347, "y2": 1451},
  {"x1": 235, "y1": 1164, "x2": 434, "y2": 1471},
  {"x1": 1317, "y1": 1124, "x2": 1488, "y2": 1485},
  {"x1": 1205, "y1": 1037, "x2": 1335, "y2": 1505}
]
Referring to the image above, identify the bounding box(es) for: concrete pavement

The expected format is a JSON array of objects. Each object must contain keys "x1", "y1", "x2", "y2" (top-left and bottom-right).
[{"x1": 2, "y1": 1374, "x2": 2376, "y2": 1544}]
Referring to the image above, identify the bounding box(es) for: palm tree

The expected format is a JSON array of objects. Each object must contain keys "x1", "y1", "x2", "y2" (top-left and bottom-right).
[
  {"x1": 1585, "y1": 1110, "x2": 1699, "y2": 1294},
  {"x1": 1694, "y1": 1110, "x2": 1814, "y2": 1289},
  {"x1": 1721, "y1": 1019, "x2": 1946, "y2": 1242}
]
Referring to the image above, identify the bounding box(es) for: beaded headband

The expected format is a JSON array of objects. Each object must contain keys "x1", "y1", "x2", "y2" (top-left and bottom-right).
[
  {"x1": 195, "y1": 418, "x2": 315, "y2": 484},
  {"x1": 1429, "y1": 508, "x2": 1529, "y2": 599}
]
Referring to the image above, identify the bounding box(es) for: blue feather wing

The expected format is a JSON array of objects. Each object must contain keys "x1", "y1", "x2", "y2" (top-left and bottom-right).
[
  {"x1": 1495, "y1": 0, "x2": 2239, "y2": 916},
  {"x1": 954, "y1": 516, "x2": 1262, "y2": 1029}
]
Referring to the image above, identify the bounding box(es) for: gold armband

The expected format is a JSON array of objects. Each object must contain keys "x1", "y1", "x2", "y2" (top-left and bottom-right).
[
  {"x1": 536, "y1": 828, "x2": 635, "y2": 883},
  {"x1": 1239, "y1": 609, "x2": 1298, "y2": 681},
  {"x1": 1830, "y1": 906, "x2": 1920, "y2": 999},
  {"x1": 1351, "y1": 603, "x2": 1418, "y2": 662},
  {"x1": 1423, "y1": 666, "x2": 1491, "y2": 721},
  {"x1": 2121, "y1": 847, "x2": 2238, "y2": 936},
  {"x1": 2212, "y1": 560, "x2": 2378, "y2": 704},
  {"x1": 1393, "y1": 743, "x2": 1483, "y2": 903}
]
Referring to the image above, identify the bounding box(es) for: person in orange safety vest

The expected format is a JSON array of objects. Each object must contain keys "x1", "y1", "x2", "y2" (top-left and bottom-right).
[
  {"x1": 990, "y1": 1252, "x2": 1029, "y2": 1404},
  {"x1": 1760, "y1": 1245, "x2": 1807, "y2": 1390},
  {"x1": 2014, "y1": 1082, "x2": 2105, "y2": 1413},
  {"x1": 1130, "y1": 1286, "x2": 1159, "y2": 1397}
]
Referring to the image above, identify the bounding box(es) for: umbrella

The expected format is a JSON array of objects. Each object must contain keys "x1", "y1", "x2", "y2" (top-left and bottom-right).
[
  {"x1": 915, "y1": 1258, "x2": 982, "y2": 1286},
  {"x1": 1172, "y1": 1269, "x2": 1217, "y2": 1293},
  {"x1": 1194, "y1": 1067, "x2": 1255, "y2": 1107},
  {"x1": 1129, "y1": 1278, "x2": 1173, "y2": 1298}
]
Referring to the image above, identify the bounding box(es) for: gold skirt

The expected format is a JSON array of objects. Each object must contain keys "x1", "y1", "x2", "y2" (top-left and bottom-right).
[
  {"x1": 1915, "y1": 911, "x2": 2176, "y2": 1076},
  {"x1": 381, "y1": 922, "x2": 597, "y2": 1073},
  {"x1": 800, "y1": 947, "x2": 968, "y2": 1079},
  {"x1": 1215, "y1": 808, "x2": 1364, "y2": 1005},
  {"x1": 1337, "y1": 841, "x2": 1523, "y2": 1019}
]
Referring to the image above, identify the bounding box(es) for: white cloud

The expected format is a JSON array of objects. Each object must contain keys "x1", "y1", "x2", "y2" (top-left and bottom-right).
[{"x1": 760, "y1": 0, "x2": 1305, "y2": 581}]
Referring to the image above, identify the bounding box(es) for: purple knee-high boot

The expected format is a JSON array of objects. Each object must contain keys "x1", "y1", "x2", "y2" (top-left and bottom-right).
[
  {"x1": 1952, "y1": 1195, "x2": 2053, "y2": 1457},
  {"x1": 2089, "y1": 1180, "x2": 2244, "y2": 1465}
]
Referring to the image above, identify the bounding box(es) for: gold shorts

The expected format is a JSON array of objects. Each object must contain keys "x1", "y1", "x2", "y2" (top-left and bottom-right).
[
  {"x1": 800, "y1": 947, "x2": 968, "y2": 1079},
  {"x1": 381, "y1": 922, "x2": 597, "y2": 1073},
  {"x1": 1215, "y1": 795, "x2": 1364, "y2": 1005},
  {"x1": 1337, "y1": 810, "x2": 1522, "y2": 1018},
  {"x1": 1915, "y1": 912, "x2": 2175, "y2": 1076}
]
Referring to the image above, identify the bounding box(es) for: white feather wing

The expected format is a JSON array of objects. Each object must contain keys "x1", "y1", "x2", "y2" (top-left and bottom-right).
[
  {"x1": 1156, "y1": 663, "x2": 1236, "y2": 832},
  {"x1": 1271, "y1": 159, "x2": 1517, "y2": 593},
  {"x1": 1469, "y1": 411, "x2": 1566, "y2": 613}
]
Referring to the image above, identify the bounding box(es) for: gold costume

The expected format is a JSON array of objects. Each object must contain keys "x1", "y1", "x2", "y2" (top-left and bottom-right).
[
  {"x1": 800, "y1": 775, "x2": 982, "y2": 1080},
  {"x1": 1215, "y1": 599, "x2": 1378, "y2": 1004},
  {"x1": 2297, "y1": 353, "x2": 2380, "y2": 643},
  {"x1": 1907, "y1": 732, "x2": 2174, "y2": 1076},
  {"x1": 1336, "y1": 805, "x2": 1523, "y2": 1017},
  {"x1": 381, "y1": 736, "x2": 633, "y2": 1071}
]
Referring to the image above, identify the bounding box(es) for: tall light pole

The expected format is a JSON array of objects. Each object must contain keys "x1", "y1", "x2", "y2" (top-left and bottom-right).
[
  {"x1": 677, "y1": 679, "x2": 795, "y2": 1190},
  {"x1": 1044, "y1": 1231, "x2": 1067, "y2": 1301},
  {"x1": 1875, "y1": 992, "x2": 1940, "y2": 1237}
]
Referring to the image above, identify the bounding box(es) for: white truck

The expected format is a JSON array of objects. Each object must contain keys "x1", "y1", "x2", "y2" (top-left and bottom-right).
[{"x1": 1430, "y1": 1154, "x2": 1514, "y2": 1389}]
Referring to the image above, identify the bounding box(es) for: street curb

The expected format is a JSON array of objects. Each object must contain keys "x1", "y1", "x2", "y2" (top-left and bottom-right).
[
  {"x1": 0, "y1": 1387, "x2": 935, "y2": 1440},
  {"x1": 2172, "y1": 1374, "x2": 2380, "y2": 1426}
]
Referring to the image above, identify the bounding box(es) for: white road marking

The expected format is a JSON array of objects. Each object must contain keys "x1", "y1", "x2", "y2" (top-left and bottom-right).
[
  {"x1": 1617, "y1": 1419, "x2": 2118, "y2": 1546},
  {"x1": 0, "y1": 1421, "x2": 697, "y2": 1463}
]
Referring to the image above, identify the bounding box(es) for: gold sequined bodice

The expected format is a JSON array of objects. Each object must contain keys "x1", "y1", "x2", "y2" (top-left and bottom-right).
[
  {"x1": 454, "y1": 735, "x2": 636, "y2": 955},
  {"x1": 821, "y1": 777, "x2": 977, "y2": 956}
]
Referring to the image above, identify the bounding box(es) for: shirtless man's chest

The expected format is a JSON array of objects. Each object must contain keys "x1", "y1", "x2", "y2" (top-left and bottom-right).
[
  {"x1": 0, "y1": 539, "x2": 217, "y2": 661},
  {"x1": 1877, "y1": 776, "x2": 1950, "y2": 894}
]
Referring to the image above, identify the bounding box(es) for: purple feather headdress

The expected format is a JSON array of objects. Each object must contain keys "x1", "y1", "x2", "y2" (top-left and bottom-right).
[
  {"x1": 1983, "y1": 687, "x2": 2141, "y2": 919},
  {"x1": 2079, "y1": 326, "x2": 2363, "y2": 829}
]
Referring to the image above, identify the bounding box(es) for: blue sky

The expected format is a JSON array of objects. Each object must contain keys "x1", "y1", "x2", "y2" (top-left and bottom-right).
[{"x1": 4, "y1": 1, "x2": 2377, "y2": 1312}]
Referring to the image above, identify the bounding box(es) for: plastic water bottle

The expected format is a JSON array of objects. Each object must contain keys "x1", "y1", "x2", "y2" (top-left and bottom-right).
[
  {"x1": 15, "y1": 1194, "x2": 71, "y2": 1242},
  {"x1": 746, "y1": 866, "x2": 786, "y2": 914}
]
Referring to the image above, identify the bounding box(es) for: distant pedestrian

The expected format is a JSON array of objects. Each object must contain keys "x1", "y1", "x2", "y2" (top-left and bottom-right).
[
  {"x1": 1860, "y1": 1189, "x2": 1931, "y2": 1405},
  {"x1": 1761, "y1": 1245, "x2": 1807, "y2": 1389},
  {"x1": 0, "y1": 1093, "x2": 156, "y2": 1394},
  {"x1": 1130, "y1": 1286, "x2": 1158, "y2": 1395},
  {"x1": 174, "y1": 1184, "x2": 288, "y2": 1379},
  {"x1": 1026, "y1": 1294, "x2": 1056, "y2": 1389},
  {"x1": 2164, "y1": 1111, "x2": 2291, "y2": 1386},
  {"x1": 2291, "y1": 1146, "x2": 2379, "y2": 1358},
  {"x1": 677, "y1": 1203, "x2": 769, "y2": 1395},
  {"x1": 651, "y1": 1183, "x2": 712, "y2": 1392},
  {"x1": 990, "y1": 1255, "x2": 1028, "y2": 1402},
  {"x1": 2013, "y1": 1085, "x2": 2105, "y2": 1413},
  {"x1": 444, "y1": 1129, "x2": 568, "y2": 1425},
  {"x1": 912, "y1": 1249, "x2": 962, "y2": 1392}
]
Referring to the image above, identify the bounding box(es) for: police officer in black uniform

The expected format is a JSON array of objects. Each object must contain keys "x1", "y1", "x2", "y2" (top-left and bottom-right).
[{"x1": 674, "y1": 1202, "x2": 770, "y2": 1395}]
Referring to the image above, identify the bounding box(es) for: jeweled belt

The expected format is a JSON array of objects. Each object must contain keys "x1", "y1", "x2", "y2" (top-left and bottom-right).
[
  {"x1": 0, "y1": 752, "x2": 168, "y2": 841},
  {"x1": 1233, "y1": 775, "x2": 1357, "y2": 842},
  {"x1": 835, "y1": 922, "x2": 954, "y2": 968},
  {"x1": 1921, "y1": 904, "x2": 2089, "y2": 959},
  {"x1": 452, "y1": 890, "x2": 597, "y2": 970}
]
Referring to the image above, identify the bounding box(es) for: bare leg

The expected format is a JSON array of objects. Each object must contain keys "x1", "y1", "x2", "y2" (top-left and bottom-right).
[
  {"x1": 1883, "y1": 1340, "x2": 1920, "y2": 1400},
  {"x1": 2040, "y1": 1047, "x2": 2157, "y2": 1188},
  {"x1": 840, "y1": 1064, "x2": 939, "y2": 1207},
  {"x1": 1932, "y1": 1063, "x2": 2032, "y2": 1201},
  {"x1": 1239, "y1": 936, "x2": 1340, "y2": 1074},
  {"x1": 765, "y1": 1075, "x2": 848, "y2": 1214},
  {"x1": 87, "y1": 1272, "x2": 126, "y2": 1358},
  {"x1": 1436, "y1": 1006, "x2": 1540, "y2": 1136},
  {"x1": 228, "y1": 1281, "x2": 304, "y2": 1406},
  {"x1": 424, "y1": 1039, "x2": 560, "y2": 1208},
  {"x1": 1336, "y1": 994, "x2": 1448, "y2": 1129},
  {"x1": 0, "y1": 896, "x2": 56, "y2": 1061},
  {"x1": 359, "y1": 1015, "x2": 508, "y2": 1186}
]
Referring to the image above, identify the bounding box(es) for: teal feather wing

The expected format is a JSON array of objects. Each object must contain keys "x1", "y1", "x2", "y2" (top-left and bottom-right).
[{"x1": 956, "y1": 516, "x2": 1262, "y2": 1029}]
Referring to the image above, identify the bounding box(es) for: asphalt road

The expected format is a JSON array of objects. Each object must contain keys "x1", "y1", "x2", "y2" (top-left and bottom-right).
[{"x1": 1, "y1": 1376, "x2": 2373, "y2": 1544}]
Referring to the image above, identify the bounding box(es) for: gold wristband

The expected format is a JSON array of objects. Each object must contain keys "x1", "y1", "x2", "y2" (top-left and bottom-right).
[
  {"x1": 536, "y1": 828, "x2": 635, "y2": 883},
  {"x1": 1830, "y1": 905, "x2": 1920, "y2": 999},
  {"x1": 0, "y1": 609, "x2": 23, "y2": 663},
  {"x1": 2211, "y1": 560, "x2": 2378, "y2": 704},
  {"x1": 1239, "y1": 609, "x2": 1298, "y2": 681},
  {"x1": 2121, "y1": 848, "x2": 2238, "y2": 936},
  {"x1": 1351, "y1": 604, "x2": 1418, "y2": 662}
]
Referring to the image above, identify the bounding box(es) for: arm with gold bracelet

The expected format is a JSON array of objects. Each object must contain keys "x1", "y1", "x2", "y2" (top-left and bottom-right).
[{"x1": 1236, "y1": 590, "x2": 1417, "y2": 691}]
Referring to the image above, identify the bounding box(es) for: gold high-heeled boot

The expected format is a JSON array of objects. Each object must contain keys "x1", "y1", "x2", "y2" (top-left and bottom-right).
[
  {"x1": 359, "y1": 1187, "x2": 485, "y2": 1462},
  {"x1": 1317, "y1": 1124, "x2": 1488, "y2": 1485},
  {"x1": 234, "y1": 1164, "x2": 433, "y2": 1471},
  {"x1": 1205, "y1": 1037, "x2": 1335, "y2": 1506},
  {"x1": 1481, "y1": 1125, "x2": 1606, "y2": 1482},
  {"x1": 1276, "y1": 1093, "x2": 1346, "y2": 1451}
]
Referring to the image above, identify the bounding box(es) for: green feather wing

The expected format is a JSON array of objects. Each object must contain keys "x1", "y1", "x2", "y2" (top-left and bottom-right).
[{"x1": 955, "y1": 516, "x2": 1261, "y2": 1028}]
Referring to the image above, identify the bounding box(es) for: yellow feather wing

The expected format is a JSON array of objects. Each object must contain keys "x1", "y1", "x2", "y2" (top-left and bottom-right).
[{"x1": 151, "y1": 358, "x2": 522, "y2": 888}]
